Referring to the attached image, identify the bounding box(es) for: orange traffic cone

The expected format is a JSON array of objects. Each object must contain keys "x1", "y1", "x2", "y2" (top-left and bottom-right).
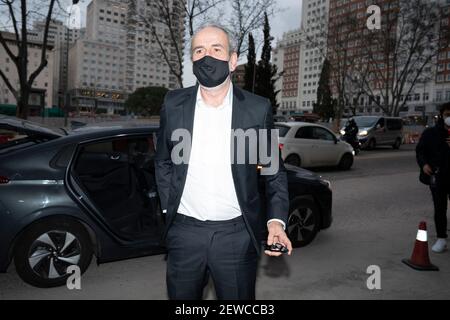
[{"x1": 402, "y1": 221, "x2": 439, "y2": 271}]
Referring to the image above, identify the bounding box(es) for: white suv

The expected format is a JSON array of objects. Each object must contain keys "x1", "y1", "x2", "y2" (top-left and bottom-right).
[{"x1": 276, "y1": 122, "x2": 355, "y2": 170}]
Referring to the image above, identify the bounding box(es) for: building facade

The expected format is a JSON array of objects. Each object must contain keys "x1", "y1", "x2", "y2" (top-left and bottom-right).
[
  {"x1": 298, "y1": 0, "x2": 330, "y2": 112},
  {"x1": 30, "y1": 19, "x2": 84, "y2": 108},
  {"x1": 68, "y1": 0, "x2": 185, "y2": 114},
  {"x1": 273, "y1": 29, "x2": 302, "y2": 115},
  {"x1": 327, "y1": 0, "x2": 450, "y2": 120}
]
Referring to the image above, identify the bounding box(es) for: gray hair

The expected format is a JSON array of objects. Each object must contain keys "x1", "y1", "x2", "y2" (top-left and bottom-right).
[{"x1": 190, "y1": 24, "x2": 237, "y2": 59}]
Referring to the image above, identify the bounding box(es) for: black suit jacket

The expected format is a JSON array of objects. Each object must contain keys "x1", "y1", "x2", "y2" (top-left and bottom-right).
[
  {"x1": 416, "y1": 122, "x2": 450, "y2": 186},
  {"x1": 154, "y1": 84, "x2": 289, "y2": 254}
]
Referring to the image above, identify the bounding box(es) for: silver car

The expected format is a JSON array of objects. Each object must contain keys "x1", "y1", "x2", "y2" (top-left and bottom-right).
[{"x1": 340, "y1": 116, "x2": 403, "y2": 150}]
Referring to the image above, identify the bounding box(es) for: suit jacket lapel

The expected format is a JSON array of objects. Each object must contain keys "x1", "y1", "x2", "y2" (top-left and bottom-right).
[
  {"x1": 182, "y1": 84, "x2": 199, "y2": 137},
  {"x1": 231, "y1": 84, "x2": 245, "y2": 130}
]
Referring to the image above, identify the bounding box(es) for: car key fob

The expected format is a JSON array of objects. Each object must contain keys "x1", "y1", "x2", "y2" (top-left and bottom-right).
[{"x1": 263, "y1": 242, "x2": 288, "y2": 254}]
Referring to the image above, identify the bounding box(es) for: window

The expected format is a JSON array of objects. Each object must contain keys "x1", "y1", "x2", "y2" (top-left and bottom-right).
[
  {"x1": 387, "y1": 119, "x2": 402, "y2": 132},
  {"x1": 295, "y1": 126, "x2": 314, "y2": 139},
  {"x1": 311, "y1": 127, "x2": 334, "y2": 141},
  {"x1": 274, "y1": 125, "x2": 290, "y2": 137}
]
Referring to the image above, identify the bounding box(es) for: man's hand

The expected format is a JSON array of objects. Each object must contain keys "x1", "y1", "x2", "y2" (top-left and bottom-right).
[
  {"x1": 265, "y1": 221, "x2": 293, "y2": 257},
  {"x1": 423, "y1": 164, "x2": 433, "y2": 176}
]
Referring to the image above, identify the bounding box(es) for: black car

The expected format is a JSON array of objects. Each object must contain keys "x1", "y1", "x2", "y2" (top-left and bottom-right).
[{"x1": 0, "y1": 116, "x2": 332, "y2": 288}]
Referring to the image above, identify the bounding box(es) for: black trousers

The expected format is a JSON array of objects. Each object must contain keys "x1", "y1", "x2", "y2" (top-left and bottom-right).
[
  {"x1": 166, "y1": 213, "x2": 258, "y2": 300},
  {"x1": 430, "y1": 186, "x2": 450, "y2": 239}
]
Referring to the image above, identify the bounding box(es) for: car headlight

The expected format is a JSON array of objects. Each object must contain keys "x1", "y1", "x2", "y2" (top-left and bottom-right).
[
  {"x1": 352, "y1": 150, "x2": 355, "y2": 156},
  {"x1": 358, "y1": 130, "x2": 368, "y2": 137},
  {"x1": 340, "y1": 129, "x2": 345, "y2": 135}
]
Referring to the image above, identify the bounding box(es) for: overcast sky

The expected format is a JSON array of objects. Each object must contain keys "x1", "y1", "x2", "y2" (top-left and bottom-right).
[{"x1": 76, "y1": 0, "x2": 303, "y2": 87}]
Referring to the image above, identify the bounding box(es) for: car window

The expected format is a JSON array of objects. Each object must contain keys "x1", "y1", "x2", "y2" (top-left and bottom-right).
[
  {"x1": 386, "y1": 119, "x2": 403, "y2": 130},
  {"x1": 274, "y1": 125, "x2": 290, "y2": 137},
  {"x1": 312, "y1": 127, "x2": 335, "y2": 141},
  {"x1": 377, "y1": 118, "x2": 385, "y2": 128},
  {"x1": 0, "y1": 128, "x2": 57, "y2": 154},
  {"x1": 295, "y1": 126, "x2": 314, "y2": 139},
  {"x1": 353, "y1": 117, "x2": 378, "y2": 128}
]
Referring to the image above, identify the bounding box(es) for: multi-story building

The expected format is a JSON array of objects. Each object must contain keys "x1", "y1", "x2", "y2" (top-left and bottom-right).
[
  {"x1": 0, "y1": 31, "x2": 54, "y2": 115},
  {"x1": 327, "y1": 0, "x2": 450, "y2": 120},
  {"x1": 273, "y1": 29, "x2": 302, "y2": 115},
  {"x1": 30, "y1": 19, "x2": 84, "y2": 108},
  {"x1": 298, "y1": 0, "x2": 330, "y2": 112},
  {"x1": 68, "y1": 0, "x2": 185, "y2": 114},
  {"x1": 433, "y1": 0, "x2": 450, "y2": 116}
]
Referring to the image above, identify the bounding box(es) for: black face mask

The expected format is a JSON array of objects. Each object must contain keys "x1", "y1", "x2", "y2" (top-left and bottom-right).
[{"x1": 193, "y1": 55, "x2": 230, "y2": 88}]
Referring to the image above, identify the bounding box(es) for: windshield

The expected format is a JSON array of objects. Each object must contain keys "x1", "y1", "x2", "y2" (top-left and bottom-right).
[
  {"x1": 343, "y1": 117, "x2": 379, "y2": 128},
  {"x1": 274, "y1": 124, "x2": 291, "y2": 137}
]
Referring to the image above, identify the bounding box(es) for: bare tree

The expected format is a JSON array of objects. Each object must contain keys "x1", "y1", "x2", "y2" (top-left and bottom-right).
[
  {"x1": 228, "y1": 0, "x2": 277, "y2": 57},
  {"x1": 128, "y1": 0, "x2": 224, "y2": 89},
  {"x1": 357, "y1": 0, "x2": 449, "y2": 116},
  {"x1": 183, "y1": 0, "x2": 226, "y2": 37},
  {"x1": 0, "y1": 0, "x2": 67, "y2": 119}
]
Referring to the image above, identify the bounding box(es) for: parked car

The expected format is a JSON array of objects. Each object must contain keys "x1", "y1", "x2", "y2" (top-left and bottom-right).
[
  {"x1": 273, "y1": 115, "x2": 288, "y2": 122},
  {"x1": 0, "y1": 116, "x2": 332, "y2": 288},
  {"x1": 340, "y1": 116, "x2": 403, "y2": 150},
  {"x1": 276, "y1": 122, "x2": 355, "y2": 170}
]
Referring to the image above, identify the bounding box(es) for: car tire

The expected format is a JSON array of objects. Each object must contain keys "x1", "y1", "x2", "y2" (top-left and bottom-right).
[
  {"x1": 338, "y1": 153, "x2": 353, "y2": 170},
  {"x1": 285, "y1": 154, "x2": 301, "y2": 167},
  {"x1": 14, "y1": 217, "x2": 93, "y2": 288},
  {"x1": 392, "y1": 138, "x2": 401, "y2": 149},
  {"x1": 287, "y1": 198, "x2": 321, "y2": 247},
  {"x1": 368, "y1": 138, "x2": 376, "y2": 150}
]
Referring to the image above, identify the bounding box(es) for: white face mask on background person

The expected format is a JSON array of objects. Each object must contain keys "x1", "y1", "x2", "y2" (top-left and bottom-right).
[{"x1": 444, "y1": 116, "x2": 450, "y2": 127}]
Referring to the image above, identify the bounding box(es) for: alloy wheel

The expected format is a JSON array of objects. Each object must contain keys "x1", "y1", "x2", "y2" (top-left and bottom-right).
[{"x1": 28, "y1": 231, "x2": 81, "y2": 280}]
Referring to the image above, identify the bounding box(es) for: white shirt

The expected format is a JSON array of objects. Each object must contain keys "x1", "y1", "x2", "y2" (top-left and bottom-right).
[
  {"x1": 177, "y1": 84, "x2": 241, "y2": 221},
  {"x1": 176, "y1": 84, "x2": 286, "y2": 228}
]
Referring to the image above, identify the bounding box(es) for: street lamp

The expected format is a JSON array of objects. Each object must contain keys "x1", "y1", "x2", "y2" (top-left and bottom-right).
[{"x1": 252, "y1": 35, "x2": 275, "y2": 93}]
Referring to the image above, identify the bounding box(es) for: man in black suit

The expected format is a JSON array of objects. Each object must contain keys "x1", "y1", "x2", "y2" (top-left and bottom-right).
[{"x1": 155, "y1": 24, "x2": 291, "y2": 300}]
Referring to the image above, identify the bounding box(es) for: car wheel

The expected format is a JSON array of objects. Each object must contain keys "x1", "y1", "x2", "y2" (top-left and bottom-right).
[
  {"x1": 338, "y1": 153, "x2": 353, "y2": 170},
  {"x1": 392, "y1": 138, "x2": 401, "y2": 149},
  {"x1": 14, "y1": 217, "x2": 93, "y2": 288},
  {"x1": 285, "y1": 154, "x2": 301, "y2": 167},
  {"x1": 287, "y1": 198, "x2": 320, "y2": 247},
  {"x1": 368, "y1": 138, "x2": 376, "y2": 150}
]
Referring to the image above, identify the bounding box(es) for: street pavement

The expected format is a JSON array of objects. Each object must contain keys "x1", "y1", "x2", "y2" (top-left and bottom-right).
[{"x1": 1, "y1": 144, "x2": 449, "y2": 299}]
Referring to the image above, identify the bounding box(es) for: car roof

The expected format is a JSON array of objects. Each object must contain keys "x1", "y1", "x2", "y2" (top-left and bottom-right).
[
  {"x1": 274, "y1": 121, "x2": 333, "y2": 131},
  {"x1": 0, "y1": 115, "x2": 63, "y2": 138}
]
